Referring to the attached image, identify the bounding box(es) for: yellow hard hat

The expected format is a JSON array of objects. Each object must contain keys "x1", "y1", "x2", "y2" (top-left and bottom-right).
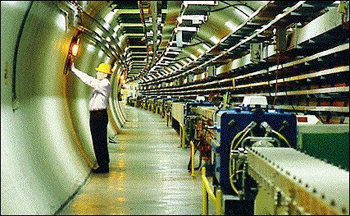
[{"x1": 96, "y1": 63, "x2": 112, "y2": 74}]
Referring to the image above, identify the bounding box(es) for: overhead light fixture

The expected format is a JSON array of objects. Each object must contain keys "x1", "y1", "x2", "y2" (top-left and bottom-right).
[
  {"x1": 103, "y1": 22, "x2": 110, "y2": 30},
  {"x1": 129, "y1": 45, "x2": 146, "y2": 49},
  {"x1": 95, "y1": 35, "x2": 102, "y2": 41},
  {"x1": 166, "y1": 51, "x2": 180, "y2": 55},
  {"x1": 175, "y1": 63, "x2": 182, "y2": 69},
  {"x1": 202, "y1": 43, "x2": 210, "y2": 50},
  {"x1": 87, "y1": 43, "x2": 95, "y2": 52},
  {"x1": 146, "y1": 31, "x2": 154, "y2": 37},
  {"x1": 179, "y1": 59, "x2": 188, "y2": 65},
  {"x1": 157, "y1": 62, "x2": 169, "y2": 66},
  {"x1": 209, "y1": 36, "x2": 220, "y2": 44},
  {"x1": 183, "y1": 1, "x2": 218, "y2": 7},
  {"x1": 95, "y1": 28, "x2": 103, "y2": 36},
  {"x1": 125, "y1": 33, "x2": 144, "y2": 37},
  {"x1": 98, "y1": 50, "x2": 104, "y2": 57},
  {"x1": 190, "y1": 54, "x2": 198, "y2": 60},
  {"x1": 160, "y1": 71, "x2": 168, "y2": 76},
  {"x1": 197, "y1": 47, "x2": 205, "y2": 55},
  {"x1": 113, "y1": 25, "x2": 120, "y2": 32},
  {"x1": 177, "y1": 26, "x2": 197, "y2": 32},
  {"x1": 225, "y1": 20, "x2": 237, "y2": 30},
  {"x1": 181, "y1": 15, "x2": 207, "y2": 24},
  {"x1": 104, "y1": 11, "x2": 116, "y2": 24},
  {"x1": 165, "y1": 67, "x2": 173, "y2": 73},
  {"x1": 168, "y1": 46, "x2": 182, "y2": 52},
  {"x1": 162, "y1": 56, "x2": 175, "y2": 61}
]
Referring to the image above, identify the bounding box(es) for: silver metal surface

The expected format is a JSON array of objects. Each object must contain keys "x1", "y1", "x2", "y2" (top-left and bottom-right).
[
  {"x1": 171, "y1": 102, "x2": 186, "y2": 124},
  {"x1": 194, "y1": 106, "x2": 218, "y2": 121},
  {"x1": 247, "y1": 147, "x2": 349, "y2": 215}
]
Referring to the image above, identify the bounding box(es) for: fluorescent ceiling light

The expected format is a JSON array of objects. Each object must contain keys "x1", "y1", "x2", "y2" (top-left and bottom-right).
[
  {"x1": 129, "y1": 46, "x2": 147, "y2": 48},
  {"x1": 166, "y1": 51, "x2": 180, "y2": 55},
  {"x1": 95, "y1": 35, "x2": 101, "y2": 41},
  {"x1": 125, "y1": 33, "x2": 144, "y2": 37},
  {"x1": 197, "y1": 48, "x2": 205, "y2": 55},
  {"x1": 113, "y1": 25, "x2": 120, "y2": 32},
  {"x1": 165, "y1": 67, "x2": 173, "y2": 73},
  {"x1": 168, "y1": 46, "x2": 182, "y2": 51},
  {"x1": 95, "y1": 28, "x2": 103, "y2": 36},
  {"x1": 202, "y1": 43, "x2": 210, "y2": 50},
  {"x1": 179, "y1": 59, "x2": 188, "y2": 65},
  {"x1": 55, "y1": 14, "x2": 66, "y2": 31},
  {"x1": 178, "y1": 26, "x2": 197, "y2": 32},
  {"x1": 225, "y1": 20, "x2": 237, "y2": 30},
  {"x1": 162, "y1": 57, "x2": 175, "y2": 60},
  {"x1": 119, "y1": 34, "x2": 127, "y2": 41},
  {"x1": 209, "y1": 35, "x2": 220, "y2": 44},
  {"x1": 103, "y1": 23, "x2": 110, "y2": 30},
  {"x1": 183, "y1": 1, "x2": 217, "y2": 7},
  {"x1": 182, "y1": 15, "x2": 207, "y2": 21},
  {"x1": 175, "y1": 63, "x2": 182, "y2": 69},
  {"x1": 157, "y1": 62, "x2": 169, "y2": 66},
  {"x1": 121, "y1": 23, "x2": 143, "y2": 27},
  {"x1": 87, "y1": 44, "x2": 95, "y2": 52},
  {"x1": 98, "y1": 50, "x2": 104, "y2": 57},
  {"x1": 190, "y1": 54, "x2": 198, "y2": 60},
  {"x1": 104, "y1": 11, "x2": 115, "y2": 24}
]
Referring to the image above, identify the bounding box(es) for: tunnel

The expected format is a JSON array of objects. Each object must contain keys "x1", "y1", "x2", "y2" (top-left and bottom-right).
[{"x1": 1, "y1": 1, "x2": 349, "y2": 215}]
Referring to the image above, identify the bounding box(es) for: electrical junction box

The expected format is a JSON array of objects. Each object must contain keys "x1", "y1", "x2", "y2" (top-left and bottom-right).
[
  {"x1": 296, "y1": 114, "x2": 322, "y2": 125},
  {"x1": 250, "y1": 43, "x2": 263, "y2": 63},
  {"x1": 211, "y1": 108, "x2": 297, "y2": 194}
]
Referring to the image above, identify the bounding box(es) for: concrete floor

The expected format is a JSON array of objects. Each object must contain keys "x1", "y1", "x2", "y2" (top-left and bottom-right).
[{"x1": 57, "y1": 105, "x2": 210, "y2": 215}]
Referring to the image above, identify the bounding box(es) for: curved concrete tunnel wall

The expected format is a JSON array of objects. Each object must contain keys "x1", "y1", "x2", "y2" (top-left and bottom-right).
[{"x1": 1, "y1": 2, "x2": 125, "y2": 214}]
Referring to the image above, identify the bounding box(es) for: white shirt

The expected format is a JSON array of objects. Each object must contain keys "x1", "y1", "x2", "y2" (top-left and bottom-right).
[{"x1": 71, "y1": 66, "x2": 111, "y2": 111}]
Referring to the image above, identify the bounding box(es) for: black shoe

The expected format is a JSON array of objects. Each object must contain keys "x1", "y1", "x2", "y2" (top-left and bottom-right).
[
  {"x1": 92, "y1": 166, "x2": 109, "y2": 174},
  {"x1": 109, "y1": 137, "x2": 117, "y2": 144}
]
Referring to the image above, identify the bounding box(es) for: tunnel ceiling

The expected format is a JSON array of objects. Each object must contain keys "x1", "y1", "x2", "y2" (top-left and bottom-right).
[{"x1": 61, "y1": 1, "x2": 337, "y2": 84}]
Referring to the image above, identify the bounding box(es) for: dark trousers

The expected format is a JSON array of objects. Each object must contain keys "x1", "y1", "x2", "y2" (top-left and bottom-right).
[{"x1": 89, "y1": 110, "x2": 109, "y2": 168}]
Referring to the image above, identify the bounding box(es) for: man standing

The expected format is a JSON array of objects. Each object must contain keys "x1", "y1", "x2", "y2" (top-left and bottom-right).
[{"x1": 71, "y1": 62, "x2": 112, "y2": 173}]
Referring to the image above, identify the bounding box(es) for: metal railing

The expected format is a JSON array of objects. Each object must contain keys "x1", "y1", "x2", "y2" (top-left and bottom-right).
[
  {"x1": 202, "y1": 167, "x2": 223, "y2": 215},
  {"x1": 190, "y1": 141, "x2": 196, "y2": 177}
]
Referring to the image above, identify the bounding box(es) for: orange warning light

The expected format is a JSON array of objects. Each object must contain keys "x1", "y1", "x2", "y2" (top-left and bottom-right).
[{"x1": 71, "y1": 39, "x2": 80, "y2": 56}]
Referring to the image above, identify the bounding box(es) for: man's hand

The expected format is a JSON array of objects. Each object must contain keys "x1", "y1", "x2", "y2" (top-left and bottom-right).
[{"x1": 71, "y1": 62, "x2": 78, "y2": 74}]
